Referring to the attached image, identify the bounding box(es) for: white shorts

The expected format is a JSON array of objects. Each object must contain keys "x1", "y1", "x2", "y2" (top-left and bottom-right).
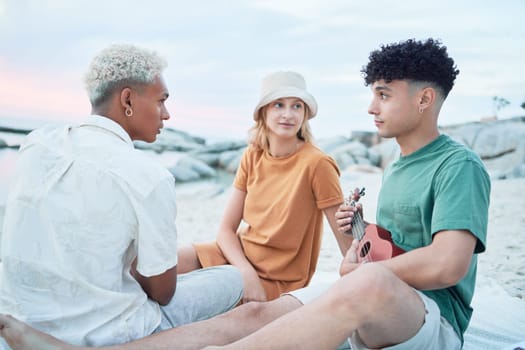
[
  {"x1": 155, "y1": 265, "x2": 242, "y2": 332},
  {"x1": 287, "y1": 283, "x2": 462, "y2": 350}
]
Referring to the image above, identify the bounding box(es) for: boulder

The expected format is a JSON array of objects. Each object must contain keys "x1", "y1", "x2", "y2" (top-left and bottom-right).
[
  {"x1": 219, "y1": 149, "x2": 244, "y2": 173},
  {"x1": 224, "y1": 152, "x2": 244, "y2": 174},
  {"x1": 176, "y1": 156, "x2": 217, "y2": 178},
  {"x1": 317, "y1": 136, "x2": 350, "y2": 154},
  {"x1": 192, "y1": 153, "x2": 222, "y2": 167},
  {"x1": 193, "y1": 140, "x2": 247, "y2": 154},
  {"x1": 370, "y1": 139, "x2": 400, "y2": 169},
  {"x1": 135, "y1": 127, "x2": 206, "y2": 153},
  {"x1": 442, "y1": 117, "x2": 525, "y2": 179},
  {"x1": 168, "y1": 166, "x2": 200, "y2": 182}
]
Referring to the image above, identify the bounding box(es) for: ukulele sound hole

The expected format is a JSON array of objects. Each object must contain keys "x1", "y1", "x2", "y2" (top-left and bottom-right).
[{"x1": 359, "y1": 242, "x2": 371, "y2": 258}]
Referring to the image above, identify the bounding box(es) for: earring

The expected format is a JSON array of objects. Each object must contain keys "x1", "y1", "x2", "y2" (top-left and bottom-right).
[
  {"x1": 125, "y1": 107, "x2": 133, "y2": 117},
  {"x1": 419, "y1": 106, "x2": 424, "y2": 114}
]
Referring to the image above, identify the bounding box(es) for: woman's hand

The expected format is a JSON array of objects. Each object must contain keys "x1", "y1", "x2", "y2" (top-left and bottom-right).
[{"x1": 240, "y1": 267, "x2": 267, "y2": 303}]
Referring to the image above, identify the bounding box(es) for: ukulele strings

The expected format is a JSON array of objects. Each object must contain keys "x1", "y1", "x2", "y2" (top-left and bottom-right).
[
  {"x1": 352, "y1": 210, "x2": 372, "y2": 262},
  {"x1": 347, "y1": 196, "x2": 373, "y2": 262}
]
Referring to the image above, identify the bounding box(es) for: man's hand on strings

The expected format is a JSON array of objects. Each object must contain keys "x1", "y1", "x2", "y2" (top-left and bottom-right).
[{"x1": 335, "y1": 201, "x2": 362, "y2": 234}]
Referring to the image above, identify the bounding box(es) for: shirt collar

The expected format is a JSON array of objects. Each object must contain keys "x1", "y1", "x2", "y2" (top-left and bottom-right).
[{"x1": 80, "y1": 115, "x2": 134, "y2": 147}]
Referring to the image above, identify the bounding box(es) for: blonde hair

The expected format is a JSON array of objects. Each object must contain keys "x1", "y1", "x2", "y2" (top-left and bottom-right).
[
  {"x1": 249, "y1": 104, "x2": 314, "y2": 152},
  {"x1": 84, "y1": 44, "x2": 167, "y2": 107}
]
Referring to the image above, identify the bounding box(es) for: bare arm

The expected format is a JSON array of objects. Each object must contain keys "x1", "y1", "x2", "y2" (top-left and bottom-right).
[
  {"x1": 340, "y1": 229, "x2": 477, "y2": 290},
  {"x1": 216, "y1": 188, "x2": 266, "y2": 302},
  {"x1": 324, "y1": 203, "x2": 353, "y2": 256},
  {"x1": 335, "y1": 199, "x2": 478, "y2": 289},
  {"x1": 380, "y1": 229, "x2": 477, "y2": 290},
  {"x1": 130, "y1": 260, "x2": 177, "y2": 306}
]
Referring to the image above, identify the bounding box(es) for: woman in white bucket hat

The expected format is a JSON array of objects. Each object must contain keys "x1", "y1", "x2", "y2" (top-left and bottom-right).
[{"x1": 179, "y1": 71, "x2": 349, "y2": 303}]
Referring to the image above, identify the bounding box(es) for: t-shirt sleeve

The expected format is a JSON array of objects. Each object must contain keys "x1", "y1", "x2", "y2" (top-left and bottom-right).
[
  {"x1": 135, "y1": 176, "x2": 178, "y2": 276},
  {"x1": 311, "y1": 156, "x2": 344, "y2": 209},
  {"x1": 431, "y1": 157, "x2": 491, "y2": 254},
  {"x1": 233, "y1": 148, "x2": 250, "y2": 192}
]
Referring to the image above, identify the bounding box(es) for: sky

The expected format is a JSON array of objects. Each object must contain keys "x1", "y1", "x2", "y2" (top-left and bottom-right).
[{"x1": 0, "y1": 0, "x2": 524, "y2": 140}]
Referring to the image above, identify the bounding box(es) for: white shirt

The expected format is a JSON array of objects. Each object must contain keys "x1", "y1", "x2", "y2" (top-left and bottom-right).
[{"x1": 0, "y1": 115, "x2": 178, "y2": 346}]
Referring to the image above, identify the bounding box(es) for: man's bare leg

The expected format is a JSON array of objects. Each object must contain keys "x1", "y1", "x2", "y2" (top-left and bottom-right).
[
  {"x1": 0, "y1": 296, "x2": 302, "y2": 350},
  {"x1": 203, "y1": 264, "x2": 426, "y2": 350},
  {"x1": 0, "y1": 314, "x2": 75, "y2": 350}
]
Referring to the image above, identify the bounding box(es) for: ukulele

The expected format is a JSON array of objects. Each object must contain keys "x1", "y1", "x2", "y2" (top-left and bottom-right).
[{"x1": 344, "y1": 187, "x2": 404, "y2": 263}]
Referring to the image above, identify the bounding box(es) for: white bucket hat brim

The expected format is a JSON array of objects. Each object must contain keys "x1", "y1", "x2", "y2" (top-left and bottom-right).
[{"x1": 253, "y1": 71, "x2": 318, "y2": 121}]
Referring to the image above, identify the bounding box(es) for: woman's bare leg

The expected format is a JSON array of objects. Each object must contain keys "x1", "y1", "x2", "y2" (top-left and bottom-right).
[{"x1": 176, "y1": 245, "x2": 202, "y2": 274}]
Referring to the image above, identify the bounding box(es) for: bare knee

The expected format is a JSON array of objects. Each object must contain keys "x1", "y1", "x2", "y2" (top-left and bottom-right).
[
  {"x1": 224, "y1": 296, "x2": 301, "y2": 331},
  {"x1": 328, "y1": 263, "x2": 399, "y2": 313},
  {"x1": 177, "y1": 245, "x2": 202, "y2": 273}
]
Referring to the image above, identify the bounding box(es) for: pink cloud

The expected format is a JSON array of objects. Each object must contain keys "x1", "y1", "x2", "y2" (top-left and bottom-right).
[
  {"x1": 164, "y1": 100, "x2": 251, "y2": 139},
  {"x1": 0, "y1": 60, "x2": 89, "y2": 123},
  {"x1": 0, "y1": 60, "x2": 250, "y2": 139}
]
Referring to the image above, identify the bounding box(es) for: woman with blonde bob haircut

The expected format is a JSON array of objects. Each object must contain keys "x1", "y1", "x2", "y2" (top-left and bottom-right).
[{"x1": 178, "y1": 71, "x2": 351, "y2": 303}]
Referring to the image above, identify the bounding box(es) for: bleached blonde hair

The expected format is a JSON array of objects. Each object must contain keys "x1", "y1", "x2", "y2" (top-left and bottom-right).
[{"x1": 84, "y1": 44, "x2": 167, "y2": 107}]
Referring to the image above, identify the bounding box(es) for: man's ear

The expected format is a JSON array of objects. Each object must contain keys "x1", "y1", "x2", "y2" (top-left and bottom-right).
[
  {"x1": 120, "y1": 88, "x2": 133, "y2": 109},
  {"x1": 419, "y1": 87, "x2": 436, "y2": 113}
]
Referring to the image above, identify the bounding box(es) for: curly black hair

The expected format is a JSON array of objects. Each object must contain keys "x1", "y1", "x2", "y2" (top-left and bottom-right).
[{"x1": 361, "y1": 38, "x2": 459, "y2": 98}]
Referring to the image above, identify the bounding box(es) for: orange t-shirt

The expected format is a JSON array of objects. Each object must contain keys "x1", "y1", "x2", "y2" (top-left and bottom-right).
[{"x1": 233, "y1": 142, "x2": 343, "y2": 296}]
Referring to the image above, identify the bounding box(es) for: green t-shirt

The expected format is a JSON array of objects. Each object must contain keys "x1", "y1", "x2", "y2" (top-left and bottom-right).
[{"x1": 377, "y1": 134, "x2": 490, "y2": 343}]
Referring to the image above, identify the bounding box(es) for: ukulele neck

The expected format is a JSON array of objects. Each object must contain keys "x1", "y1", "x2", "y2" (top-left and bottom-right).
[{"x1": 351, "y1": 210, "x2": 366, "y2": 240}]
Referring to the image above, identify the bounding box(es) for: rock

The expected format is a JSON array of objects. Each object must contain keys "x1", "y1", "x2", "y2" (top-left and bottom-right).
[
  {"x1": 135, "y1": 128, "x2": 206, "y2": 153},
  {"x1": 189, "y1": 141, "x2": 246, "y2": 169},
  {"x1": 442, "y1": 117, "x2": 525, "y2": 179},
  {"x1": 176, "y1": 156, "x2": 217, "y2": 178},
  {"x1": 2, "y1": 116, "x2": 525, "y2": 185},
  {"x1": 224, "y1": 152, "x2": 244, "y2": 174},
  {"x1": 0, "y1": 126, "x2": 32, "y2": 134},
  {"x1": 0, "y1": 205, "x2": 3, "y2": 261},
  {"x1": 317, "y1": 136, "x2": 350, "y2": 154},
  {"x1": 350, "y1": 131, "x2": 382, "y2": 148},
  {"x1": 168, "y1": 166, "x2": 201, "y2": 182},
  {"x1": 444, "y1": 121, "x2": 525, "y2": 159},
  {"x1": 134, "y1": 141, "x2": 166, "y2": 153},
  {"x1": 218, "y1": 149, "x2": 244, "y2": 173},
  {"x1": 334, "y1": 152, "x2": 356, "y2": 169},
  {"x1": 326, "y1": 140, "x2": 372, "y2": 169},
  {"x1": 509, "y1": 164, "x2": 525, "y2": 179},
  {"x1": 193, "y1": 153, "x2": 222, "y2": 167},
  {"x1": 193, "y1": 140, "x2": 247, "y2": 154},
  {"x1": 370, "y1": 139, "x2": 400, "y2": 169},
  {"x1": 333, "y1": 141, "x2": 369, "y2": 159},
  {"x1": 367, "y1": 147, "x2": 381, "y2": 167}
]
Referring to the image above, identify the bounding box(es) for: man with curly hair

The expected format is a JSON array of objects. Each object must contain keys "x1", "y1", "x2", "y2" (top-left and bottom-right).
[
  {"x1": 0, "y1": 44, "x2": 242, "y2": 347},
  {"x1": 0, "y1": 38, "x2": 490, "y2": 350}
]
